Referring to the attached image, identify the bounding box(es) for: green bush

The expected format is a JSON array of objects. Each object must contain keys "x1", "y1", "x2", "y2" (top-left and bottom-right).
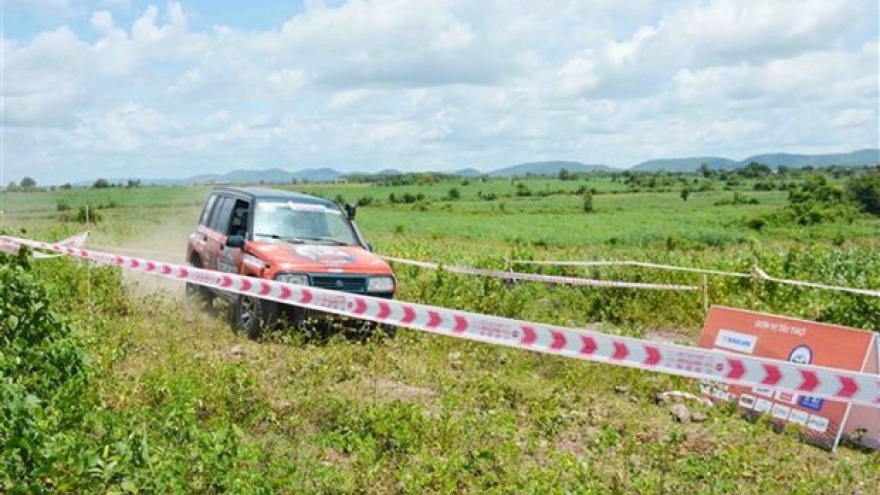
[
  {"x1": 0, "y1": 255, "x2": 281, "y2": 493},
  {"x1": 1, "y1": 257, "x2": 92, "y2": 492},
  {"x1": 846, "y1": 172, "x2": 880, "y2": 216}
]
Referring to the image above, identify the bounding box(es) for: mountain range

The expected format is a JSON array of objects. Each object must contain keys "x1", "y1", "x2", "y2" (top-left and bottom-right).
[
  {"x1": 76, "y1": 148, "x2": 878, "y2": 186},
  {"x1": 631, "y1": 148, "x2": 880, "y2": 172}
]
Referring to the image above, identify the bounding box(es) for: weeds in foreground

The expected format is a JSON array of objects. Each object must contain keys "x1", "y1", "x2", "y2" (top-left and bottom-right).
[{"x1": 2, "y1": 248, "x2": 878, "y2": 493}]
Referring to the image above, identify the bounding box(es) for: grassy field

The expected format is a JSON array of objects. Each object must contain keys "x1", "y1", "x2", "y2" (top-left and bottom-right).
[{"x1": 1, "y1": 173, "x2": 879, "y2": 493}]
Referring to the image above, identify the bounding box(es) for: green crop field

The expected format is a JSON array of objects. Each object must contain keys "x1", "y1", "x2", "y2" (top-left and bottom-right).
[{"x1": 1, "y1": 168, "x2": 879, "y2": 493}]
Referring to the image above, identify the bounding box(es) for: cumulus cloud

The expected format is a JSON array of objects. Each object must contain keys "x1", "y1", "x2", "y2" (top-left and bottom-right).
[{"x1": 0, "y1": 0, "x2": 877, "y2": 184}]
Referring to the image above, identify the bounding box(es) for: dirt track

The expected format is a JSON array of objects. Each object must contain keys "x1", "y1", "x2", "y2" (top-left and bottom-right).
[
  {"x1": 88, "y1": 219, "x2": 699, "y2": 345},
  {"x1": 91, "y1": 219, "x2": 194, "y2": 300}
]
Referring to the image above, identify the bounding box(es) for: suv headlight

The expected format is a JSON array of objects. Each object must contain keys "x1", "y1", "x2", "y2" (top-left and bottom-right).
[
  {"x1": 275, "y1": 273, "x2": 309, "y2": 285},
  {"x1": 367, "y1": 276, "x2": 395, "y2": 293}
]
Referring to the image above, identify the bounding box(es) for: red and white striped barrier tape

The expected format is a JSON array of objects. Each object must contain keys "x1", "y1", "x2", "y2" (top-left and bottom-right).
[
  {"x1": 4, "y1": 234, "x2": 879, "y2": 408},
  {"x1": 1, "y1": 231, "x2": 90, "y2": 258},
  {"x1": 751, "y1": 267, "x2": 880, "y2": 298},
  {"x1": 511, "y1": 259, "x2": 880, "y2": 298},
  {"x1": 510, "y1": 259, "x2": 751, "y2": 278},
  {"x1": 379, "y1": 255, "x2": 699, "y2": 292}
]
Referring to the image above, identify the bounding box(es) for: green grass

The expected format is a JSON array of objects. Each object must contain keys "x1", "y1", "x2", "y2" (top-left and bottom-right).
[{"x1": 2, "y1": 174, "x2": 879, "y2": 493}]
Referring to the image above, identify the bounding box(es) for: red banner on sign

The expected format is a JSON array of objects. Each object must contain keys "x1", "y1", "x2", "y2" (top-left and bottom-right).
[{"x1": 698, "y1": 305, "x2": 877, "y2": 450}]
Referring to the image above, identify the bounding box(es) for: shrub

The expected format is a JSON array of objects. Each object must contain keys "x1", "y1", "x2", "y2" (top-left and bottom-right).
[
  {"x1": 76, "y1": 205, "x2": 101, "y2": 223},
  {"x1": 582, "y1": 191, "x2": 594, "y2": 212},
  {"x1": 0, "y1": 258, "x2": 92, "y2": 491},
  {"x1": 746, "y1": 217, "x2": 767, "y2": 231},
  {"x1": 846, "y1": 173, "x2": 880, "y2": 216}
]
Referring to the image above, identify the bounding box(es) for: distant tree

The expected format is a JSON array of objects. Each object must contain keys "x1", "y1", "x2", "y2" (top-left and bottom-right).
[
  {"x1": 699, "y1": 162, "x2": 713, "y2": 178},
  {"x1": 93, "y1": 178, "x2": 110, "y2": 189},
  {"x1": 20, "y1": 177, "x2": 37, "y2": 188},
  {"x1": 777, "y1": 165, "x2": 790, "y2": 175},
  {"x1": 558, "y1": 168, "x2": 573, "y2": 181},
  {"x1": 738, "y1": 161, "x2": 772, "y2": 179},
  {"x1": 60, "y1": 183, "x2": 73, "y2": 190},
  {"x1": 6, "y1": 181, "x2": 18, "y2": 192},
  {"x1": 846, "y1": 173, "x2": 880, "y2": 216},
  {"x1": 582, "y1": 190, "x2": 594, "y2": 212},
  {"x1": 126, "y1": 179, "x2": 141, "y2": 188},
  {"x1": 515, "y1": 183, "x2": 532, "y2": 197},
  {"x1": 680, "y1": 187, "x2": 690, "y2": 202},
  {"x1": 447, "y1": 187, "x2": 461, "y2": 200}
]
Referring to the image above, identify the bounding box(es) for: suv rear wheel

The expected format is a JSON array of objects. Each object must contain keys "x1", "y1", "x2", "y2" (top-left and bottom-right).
[
  {"x1": 185, "y1": 258, "x2": 215, "y2": 315},
  {"x1": 232, "y1": 294, "x2": 279, "y2": 340}
]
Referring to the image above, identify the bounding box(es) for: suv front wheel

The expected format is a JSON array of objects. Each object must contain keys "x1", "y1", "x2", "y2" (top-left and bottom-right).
[{"x1": 231, "y1": 294, "x2": 279, "y2": 340}]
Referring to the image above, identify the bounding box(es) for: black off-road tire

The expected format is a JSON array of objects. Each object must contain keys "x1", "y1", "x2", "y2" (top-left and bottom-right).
[{"x1": 232, "y1": 294, "x2": 279, "y2": 340}]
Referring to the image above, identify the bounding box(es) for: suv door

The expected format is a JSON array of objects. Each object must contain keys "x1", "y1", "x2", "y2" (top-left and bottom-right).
[
  {"x1": 218, "y1": 199, "x2": 252, "y2": 273},
  {"x1": 189, "y1": 193, "x2": 219, "y2": 268},
  {"x1": 204, "y1": 195, "x2": 235, "y2": 271}
]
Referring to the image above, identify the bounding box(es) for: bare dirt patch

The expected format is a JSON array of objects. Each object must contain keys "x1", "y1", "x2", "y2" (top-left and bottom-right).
[{"x1": 90, "y1": 217, "x2": 194, "y2": 300}]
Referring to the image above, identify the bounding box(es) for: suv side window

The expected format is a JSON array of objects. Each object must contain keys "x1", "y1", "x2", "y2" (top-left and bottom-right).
[
  {"x1": 229, "y1": 199, "x2": 251, "y2": 237},
  {"x1": 208, "y1": 196, "x2": 235, "y2": 234},
  {"x1": 198, "y1": 194, "x2": 218, "y2": 226}
]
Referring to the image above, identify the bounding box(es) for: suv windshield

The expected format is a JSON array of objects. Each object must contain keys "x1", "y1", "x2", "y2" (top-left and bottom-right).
[{"x1": 252, "y1": 201, "x2": 358, "y2": 246}]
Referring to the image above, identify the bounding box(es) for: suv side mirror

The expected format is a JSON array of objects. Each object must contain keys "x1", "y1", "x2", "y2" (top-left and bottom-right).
[
  {"x1": 344, "y1": 203, "x2": 357, "y2": 220},
  {"x1": 226, "y1": 235, "x2": 246, "y2": 249}
]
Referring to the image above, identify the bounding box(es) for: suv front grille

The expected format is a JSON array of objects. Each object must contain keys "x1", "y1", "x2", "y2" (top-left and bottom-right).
[{"x1": 311, "y1": 275, "x2": 367, "y2": 293}]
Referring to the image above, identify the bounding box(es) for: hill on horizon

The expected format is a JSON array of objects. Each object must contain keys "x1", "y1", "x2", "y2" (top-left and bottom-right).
[
  {"x1": 63, "y1": 148, "x2": 878, "y2": 186},
  {"x1": 631, "y1": 148, "x2": 879, "y2": 172},
  {"x1": 488, "y1": 161, "x2": 614, "y2": 177}
]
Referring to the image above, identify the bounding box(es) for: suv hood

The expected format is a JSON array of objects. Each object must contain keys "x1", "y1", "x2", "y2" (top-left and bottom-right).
[{"x1": 247, "y1": 242, "x2": 393, "y2": 274}]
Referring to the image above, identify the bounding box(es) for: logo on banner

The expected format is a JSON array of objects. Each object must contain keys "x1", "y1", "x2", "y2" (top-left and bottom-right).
[
  {"x1": 788, "y1": 345, "x2": 814, "y2": 365},
  {"x1": 715, "y1": 329, "x2": 757, "y2": 354}
]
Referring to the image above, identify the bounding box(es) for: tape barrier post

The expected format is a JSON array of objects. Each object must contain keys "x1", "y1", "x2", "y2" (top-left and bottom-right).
[{"x1": 5, "y1": 235, "x2": 880, "y2": 409}]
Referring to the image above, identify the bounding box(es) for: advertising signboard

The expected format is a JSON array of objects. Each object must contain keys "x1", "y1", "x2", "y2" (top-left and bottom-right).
[{"x1": 698, "y1": 305, "x2": 877, "y2": 450}]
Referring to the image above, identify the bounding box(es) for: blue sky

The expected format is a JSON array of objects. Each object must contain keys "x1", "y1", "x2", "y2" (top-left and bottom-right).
[
  {"x1": 2, "y1": 0, "x2": 878, "y2": 185},
  {"x1": 3, "y1": 0, "x2": 310, "y2": 37}
]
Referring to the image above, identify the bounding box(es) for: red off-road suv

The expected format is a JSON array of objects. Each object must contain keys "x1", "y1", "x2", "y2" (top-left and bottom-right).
[{"x1": 185, "y1": 186, "x2": 396, "y2": 339}]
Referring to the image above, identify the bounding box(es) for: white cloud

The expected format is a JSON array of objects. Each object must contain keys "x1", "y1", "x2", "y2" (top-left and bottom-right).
[
  {"x1": 673, "y1": 42, "x2": 879, "y2": 109},
  {"x1": 2, "y1": 27, "x2": 92, "y2": 125},
  {"x1": 607, "y1": 26, "x2": 657, "y2": 66},
  {"x1": 0, "y1": 0, "x2": 877, "y2": 184},
  {"x1": 72, "y1": 103, "x2": 168, "y2": 152},
  {"x1": 274, "y1": 0, "x2": 516, "y2": 88},
  {"x1": 556, "y1": 53, "x2": 600, "y2": 97}
]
